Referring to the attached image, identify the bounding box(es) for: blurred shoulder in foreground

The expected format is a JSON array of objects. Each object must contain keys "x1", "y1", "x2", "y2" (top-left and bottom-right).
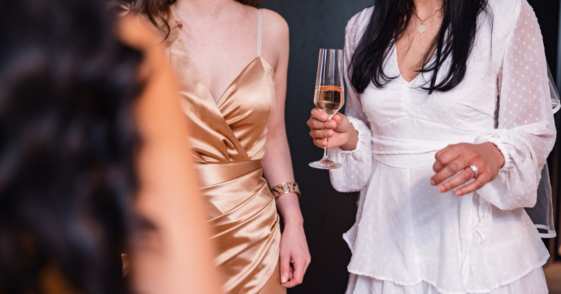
[
  {"x1": 0, "y1": 0, "x2": 220, "y2": 292},
  {"x1": 118, "y1": 15, "x2": 223, "y2": 294}
]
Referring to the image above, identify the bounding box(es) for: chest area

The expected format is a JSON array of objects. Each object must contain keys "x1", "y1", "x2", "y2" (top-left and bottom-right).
[
  {"x1": 168, "y1": 43, "x2": 276, "y2": 161},
  {"x1": 361, "y1": 41, "x2": 500, "y2": 134},
  {"x1": 178, "y1": 25, "x2": 259, "y2": 102},
  {"x1": 395, "y1": 22, "x2": 441, "y2": 83},
  {"x1": 167, "y1": 32, "x2": 276, "y2": 150}
]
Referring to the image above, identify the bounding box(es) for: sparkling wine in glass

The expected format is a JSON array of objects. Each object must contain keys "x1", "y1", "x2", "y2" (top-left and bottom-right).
[{"x1": 309, "y1": 49, "x2": 345, "y2": 170}]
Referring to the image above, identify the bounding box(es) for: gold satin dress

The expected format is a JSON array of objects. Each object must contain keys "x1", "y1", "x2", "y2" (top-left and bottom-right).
[{"x1": 161, "y1": 9, "x2": 285, "y2": 294}]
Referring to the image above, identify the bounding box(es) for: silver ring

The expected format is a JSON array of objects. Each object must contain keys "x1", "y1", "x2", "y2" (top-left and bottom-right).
[{"x1": 469, "y1": 165, "x2": 479, "y2": 178}]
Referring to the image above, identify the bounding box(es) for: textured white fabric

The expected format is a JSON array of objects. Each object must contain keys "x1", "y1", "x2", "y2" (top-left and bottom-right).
[
  {"x1": 328, "y1": 0, "x2": 556, "y2": 293},
  {"x1": 346, "y1": 268, "x2": 547, "y2": 294}
]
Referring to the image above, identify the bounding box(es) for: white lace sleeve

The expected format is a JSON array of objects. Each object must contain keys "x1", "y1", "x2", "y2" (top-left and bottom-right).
[
  {"x1": 328, "y1": 9, "x2": 374, "y2": 193},
  {"x1": 474, "y1": 1, "x2": 557, "y2": 210}
]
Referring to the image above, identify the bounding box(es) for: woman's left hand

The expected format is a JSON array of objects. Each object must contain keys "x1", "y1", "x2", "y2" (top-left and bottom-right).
[
  {"x1": 431, "y1": 142, "x2": 505, "y2": 196},
  {"x1": 279, "y1": 223, "x2": 311, "y2": 288}
]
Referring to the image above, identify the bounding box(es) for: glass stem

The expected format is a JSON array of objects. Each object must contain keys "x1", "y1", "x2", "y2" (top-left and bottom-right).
[{"x1": 322, "y1": 133, "x2": 330, "y2": 161}]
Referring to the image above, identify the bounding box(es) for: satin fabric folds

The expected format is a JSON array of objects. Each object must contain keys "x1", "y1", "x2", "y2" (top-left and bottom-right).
[{"x1": 155, "y1": 15, "x2": 283, "y2": 294}]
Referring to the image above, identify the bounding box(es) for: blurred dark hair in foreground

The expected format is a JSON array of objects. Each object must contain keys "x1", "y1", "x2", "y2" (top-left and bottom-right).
[{"x1": 0, "y1": 0, "x2": 144, "y2": 293}]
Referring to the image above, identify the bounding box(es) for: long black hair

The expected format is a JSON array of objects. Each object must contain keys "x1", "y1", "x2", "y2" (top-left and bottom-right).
[
  {"x1": 350, "y1": 0, "x2": 489, "y2": 94},
  {"x1": 0, "y1": 0, "x2": 144, "y2": 293}
]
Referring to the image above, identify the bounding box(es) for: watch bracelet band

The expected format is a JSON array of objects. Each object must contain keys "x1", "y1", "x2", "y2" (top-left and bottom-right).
[{"x1": 270, "y1": 182, "x2": 301, "y2": 198}]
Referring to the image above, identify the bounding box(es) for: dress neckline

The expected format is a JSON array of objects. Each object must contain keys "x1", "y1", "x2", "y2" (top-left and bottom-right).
[
  {"x1": 169, "y1": 9, "x2": 273, "y2": 107},
  {"x1": 393, "y1": 42, "x2": 438, "y2": 86},
  {"x1": 394, "y1": 45, "x2": 419, "y2": 85}
]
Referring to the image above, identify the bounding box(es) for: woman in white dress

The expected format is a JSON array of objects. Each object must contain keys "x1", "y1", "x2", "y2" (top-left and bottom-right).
[{"x1": 307, "y1": 0, "x2": 556, "y2": 293}]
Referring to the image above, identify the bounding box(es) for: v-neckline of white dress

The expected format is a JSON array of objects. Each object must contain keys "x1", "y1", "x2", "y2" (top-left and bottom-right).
[{"x1": 394, "y1": 45, "x2": 421, "y2": 85}]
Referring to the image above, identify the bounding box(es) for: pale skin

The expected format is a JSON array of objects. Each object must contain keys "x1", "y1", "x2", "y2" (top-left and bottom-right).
[
  {"x1": 307, "y1": 0, "x2": 505, "y2": 196},
  {"x1": 171, "y1": 0, "x2": 310, "y2": 288}
]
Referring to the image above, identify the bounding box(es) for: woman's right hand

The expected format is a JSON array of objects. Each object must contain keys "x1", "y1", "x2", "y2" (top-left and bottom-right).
[{"x1": 307, "y1": 108, "x2": 358, "y2": 151}]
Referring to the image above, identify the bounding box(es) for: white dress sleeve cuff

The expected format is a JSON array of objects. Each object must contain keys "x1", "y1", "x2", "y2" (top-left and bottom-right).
[
  {"x1": 328, "y1": 116, "x2": 373, "y2": 193},
  {"x1": 473, "y1": 130, "x2": 515, "y2": 171},
  {"x1": 473, "y1": 130, "x2": 539, "y2": 210}
]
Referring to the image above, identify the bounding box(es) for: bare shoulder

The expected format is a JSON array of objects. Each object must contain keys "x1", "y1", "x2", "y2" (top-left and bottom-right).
[
  {"x1": 260, "y1": 9, "x2": 289, "y2": 69},
  {"x1": 118, "y1": 16, "x2": 161, "y2": 51},
  {"x1": 261, "y1": 9, "x2": 289, "y2": 41}
]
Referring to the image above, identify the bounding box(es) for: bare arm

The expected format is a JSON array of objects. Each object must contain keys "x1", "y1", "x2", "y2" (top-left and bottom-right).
[
  {"x1": 261, "y1": 9, "x2": 310, "y2": 288},
  {"x1": 262, "y1": 10, "x2": 300, "y2": 233}
]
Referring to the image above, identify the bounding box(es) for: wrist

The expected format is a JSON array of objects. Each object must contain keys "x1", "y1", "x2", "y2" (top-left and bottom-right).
[
  {"x1": 341, "y1": 126, "x2": 359, "y2": 151},
  {"x1": 485, "y1": 142, "x2": 505, "y2": 167},
  {"x1": 283, "y1": 217, "x2": 304, "y2": 229},
  {"x1": 277, "y1": 199, "x2": 304, "y2": 228},
  {"x1": 271, "y1": 183, "x2": 301, "y2": 199}
]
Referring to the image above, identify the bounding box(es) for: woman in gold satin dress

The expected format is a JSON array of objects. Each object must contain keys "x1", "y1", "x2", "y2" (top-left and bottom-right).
[{"x1": 123, "y1": 0, "x2": 311, "y2": 293}]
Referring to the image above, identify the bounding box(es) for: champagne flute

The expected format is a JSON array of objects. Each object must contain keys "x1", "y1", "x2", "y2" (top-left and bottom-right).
[{"x1": 309, "y1": 49, "x2": 345, "y2": 170}]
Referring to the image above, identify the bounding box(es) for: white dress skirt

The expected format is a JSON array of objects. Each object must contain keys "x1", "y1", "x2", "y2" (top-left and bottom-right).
[
  {"x1": 328, "y1": 1, "x2": 556, "y2": 293},
  {"x1": 346, "y1": 269, "x2": 547, "y2": 294}
]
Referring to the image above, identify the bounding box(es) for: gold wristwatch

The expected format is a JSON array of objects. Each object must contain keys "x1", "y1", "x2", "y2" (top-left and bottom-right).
[{"x1": 270, "y1": 182, "x2": 301, "y2": 198}]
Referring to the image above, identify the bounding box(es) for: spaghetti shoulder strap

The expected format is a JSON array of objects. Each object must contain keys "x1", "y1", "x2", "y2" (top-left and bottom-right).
[{"x1": 257, "y1": 8, "x2": 262, "y2": 57}]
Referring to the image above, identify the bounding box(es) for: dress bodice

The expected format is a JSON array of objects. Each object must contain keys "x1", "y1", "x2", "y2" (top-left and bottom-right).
[{"x1": 162, "y1": 15, "x2": 276, "y2": 165}]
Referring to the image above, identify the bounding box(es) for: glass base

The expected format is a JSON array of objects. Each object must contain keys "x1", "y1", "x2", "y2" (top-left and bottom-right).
[{"x1": 309, "y1": 159, "x2": 342, "y2": 170}]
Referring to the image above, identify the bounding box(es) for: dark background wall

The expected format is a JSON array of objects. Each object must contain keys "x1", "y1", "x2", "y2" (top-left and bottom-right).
[
  {"x1": 525, "y1": 0, "x2": 561, "y2": 260},
  {"x1": 261, "y1": 0, "x2": 561, "y2": 293},
  {"x1": 527, "y1": 0, "x2": 559, "y2": 74},
  {"x1": 260, "y1": 1, "x2": 372, "y2": 293}
]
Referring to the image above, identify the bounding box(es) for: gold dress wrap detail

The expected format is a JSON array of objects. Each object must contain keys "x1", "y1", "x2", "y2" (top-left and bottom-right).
[{"x1": 157, "y1": 12, "x2": 283, "y2": 294}]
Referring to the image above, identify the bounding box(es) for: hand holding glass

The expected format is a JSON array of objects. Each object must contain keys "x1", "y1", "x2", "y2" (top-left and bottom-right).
[{"x1": 309, "y1": 49, "x2": 345, "y2": 170}]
